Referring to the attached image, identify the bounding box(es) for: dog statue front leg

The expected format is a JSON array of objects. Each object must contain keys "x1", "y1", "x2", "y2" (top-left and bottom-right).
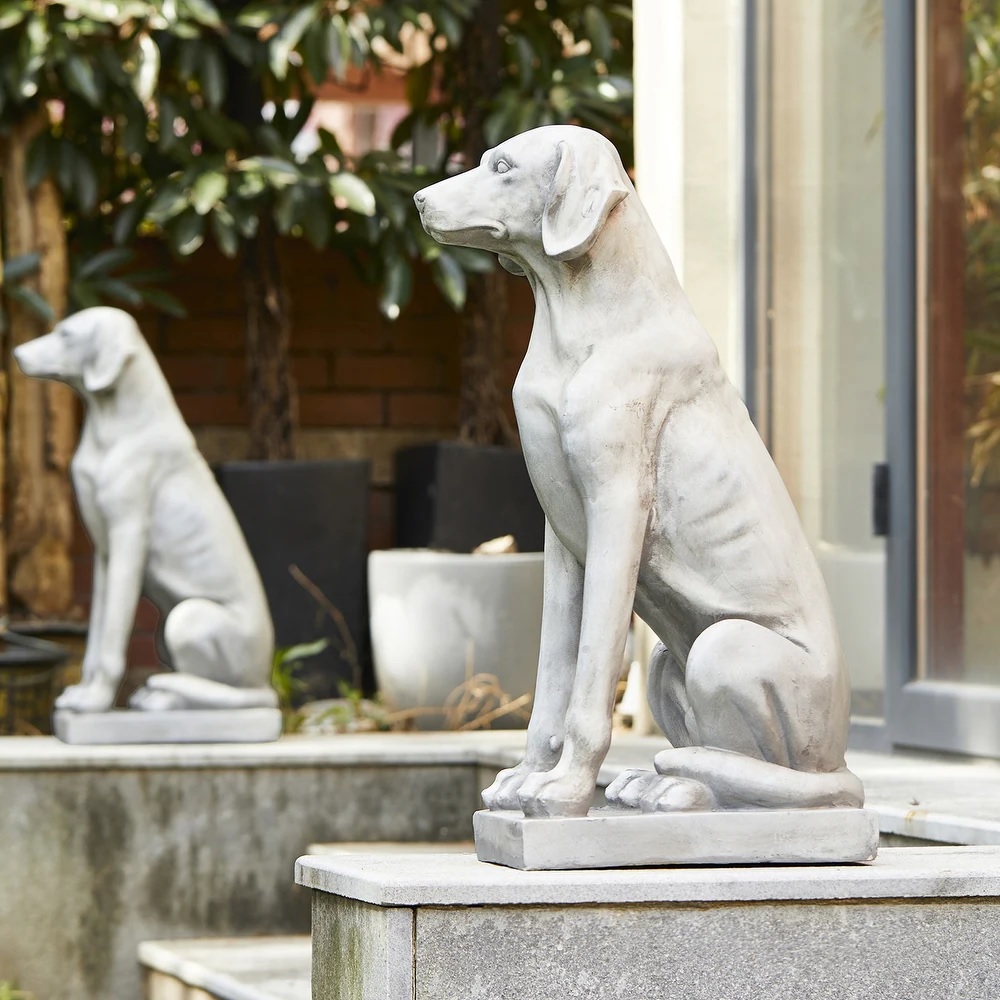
[
  {"x1": 483, "y1": 519, "x2": 583, "y2": 809},
  {"x1": 518, "y1": 490, "x2": 647, "y2": 818},
  {"x1": 78, "y1": 552, "x2": 107, "y2": 685},
  {"x1": 56, "y1": 518, "x2": 147, "y2": 713}
]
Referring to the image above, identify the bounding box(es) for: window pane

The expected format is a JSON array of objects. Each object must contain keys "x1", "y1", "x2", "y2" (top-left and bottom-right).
[
  {"x1": 922, "y1": 0, "x2": 1000, "y2": 684},
  {"x1": 757, "y1": 0, "x2": 886, "y2": 715}
]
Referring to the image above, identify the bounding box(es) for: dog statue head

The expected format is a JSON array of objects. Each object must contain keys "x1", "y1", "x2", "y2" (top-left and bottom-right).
[
  {"x1": 13, "y1": 306, "x2": 140, "y2": 394},
  {"x1": 414, "y1": 125, "x2": 631, "y2": 275}
]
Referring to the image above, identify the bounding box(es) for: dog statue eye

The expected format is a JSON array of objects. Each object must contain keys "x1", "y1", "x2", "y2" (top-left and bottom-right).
[{"x1": 495, "y1": 158, "x2": 512, "y2": 175}]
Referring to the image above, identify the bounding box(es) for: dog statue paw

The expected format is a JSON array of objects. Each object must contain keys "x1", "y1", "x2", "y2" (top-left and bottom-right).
[
  {"x1": 54, "y1": 679, "x2": 117, "y2": 714},
  {"x1": 417, "y1": 126, "x2": 875, "y2": 867},
  {"x1": 14, "y1": 307, "x2": 280, "y2": 744}
]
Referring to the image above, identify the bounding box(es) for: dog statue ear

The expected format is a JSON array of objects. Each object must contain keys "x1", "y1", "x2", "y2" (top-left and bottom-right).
[
  {"x1": 542, "y1": 139, "x2": 629, "y2": 262},
  {"x1": 498, "y1": 255, "x2": 526, "y2": 276},
  {"x1": 83, "y1": 320, "x2": 137, "y2": 393}
]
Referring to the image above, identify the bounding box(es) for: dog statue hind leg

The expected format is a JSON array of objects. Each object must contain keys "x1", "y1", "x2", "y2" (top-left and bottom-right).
[
  {"x1": 128, "y1": 598, "x2": 277, "y2": 711},
  {"x1": 607, "y1": 618, "x2": 863, "y2": 812}
]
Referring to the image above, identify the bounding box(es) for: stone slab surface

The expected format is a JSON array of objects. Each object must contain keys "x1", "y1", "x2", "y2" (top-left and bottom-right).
[
  {"x1": 140, "y1": 937, "x2": 310, "y2": 1000},
  {"x1": 54, "y1": 708, "x2": 283, "y2": 744},
  {"x1": 473, "y1": 806, "x2": 879, "y2": 869},
  {"x1": 296, "y1": 845, "x2": 1000, "y2": 906},
  {"x1": 411, "y1": 894, "x2": 1000, "y2": 1000},
  {"x1": 307, "y1": 840, "x2": 475, "y2": 855}
]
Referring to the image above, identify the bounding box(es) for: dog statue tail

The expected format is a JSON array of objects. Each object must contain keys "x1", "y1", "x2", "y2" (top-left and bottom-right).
[
  {"x1": 652, "y1": 745, "x2": 864, "y2": 810},
  {"x1": 131, "y1": 672, "x2": 279, "y2": 711}
]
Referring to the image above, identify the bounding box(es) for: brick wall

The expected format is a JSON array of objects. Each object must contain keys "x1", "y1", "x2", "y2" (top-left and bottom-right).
[{"x1": 66, "y1": 237, "x2": 534, "y2": 681}]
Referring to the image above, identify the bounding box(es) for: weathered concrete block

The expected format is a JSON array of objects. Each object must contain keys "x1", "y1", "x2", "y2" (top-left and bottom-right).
[
  {"x1": 0, "y1": 736, "x2": 483, "y2": 1000},
  {"x1": 298, "y1": 846, "x2": 1000, "y2": 1000}
]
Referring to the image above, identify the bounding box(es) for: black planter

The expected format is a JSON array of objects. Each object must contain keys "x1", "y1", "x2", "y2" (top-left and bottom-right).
[
  {"x1": 394, "y1": 442, "x2": 544, "y2": 552},
  {"x1": 215, "y1": 459, "x2": 372, "y2": 699}
]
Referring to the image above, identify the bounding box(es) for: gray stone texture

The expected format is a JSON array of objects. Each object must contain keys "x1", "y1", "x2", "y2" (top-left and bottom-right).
[
  {"x1": 0, "y1": 756, "x2": 476, "y2": 999},
  {"x1": 413, "y1": 897, "x2": 1000, "y2": 1000},
  {"x1": 311, "y1": 896, "x2": 412, "y2": 1000}
]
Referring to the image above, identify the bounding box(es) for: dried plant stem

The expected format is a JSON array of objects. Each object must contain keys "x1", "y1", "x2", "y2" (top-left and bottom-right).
[{"x1": 288, "y1": 563, "x2": 362, "y2": 691}]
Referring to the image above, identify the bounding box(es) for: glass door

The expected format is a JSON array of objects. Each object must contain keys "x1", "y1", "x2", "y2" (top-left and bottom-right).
[{"x1": 888, "y1": 0, "x2": 1000, "y2": 755}]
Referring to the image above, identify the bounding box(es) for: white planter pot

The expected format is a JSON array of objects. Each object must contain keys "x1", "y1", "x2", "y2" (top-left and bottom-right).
[{"x1": 368, "y1": 549, "x2": 543, "y2": 730}]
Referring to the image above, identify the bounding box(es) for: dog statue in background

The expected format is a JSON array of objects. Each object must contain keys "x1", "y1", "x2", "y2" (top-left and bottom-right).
[
  {"x1": 14, "y1": 307, "x2": 276, "y2": 714},
  {"x1": 415, "y1": 125, "x2": 863, "y2": 819}
]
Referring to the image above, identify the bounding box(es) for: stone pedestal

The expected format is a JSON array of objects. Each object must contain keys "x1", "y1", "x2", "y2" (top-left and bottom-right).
[
  {"x1": 53, "y1": 707, "x2": 283, "y2": 744},
  {"x1": 296, "y1": 847, "x2": 1000, "y2": 1000},
  {"x1": 474, "y1": 806, "x2": 879, "y2": 869}
]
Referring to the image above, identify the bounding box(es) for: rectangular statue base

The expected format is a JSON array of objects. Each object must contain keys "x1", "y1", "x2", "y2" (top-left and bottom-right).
[
  {"x1": 296, "y1": 847, "x2": 1000, "y2": 1000},
  {"x1": 473, "y1": 806, "x2": 880, "y2": 870},
  {"x1": 53, "y1": 708, "x2": 283, "y2": 744}
]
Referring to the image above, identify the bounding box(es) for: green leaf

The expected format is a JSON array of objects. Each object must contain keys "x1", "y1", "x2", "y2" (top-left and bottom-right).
[
  {"x1": 169, "y1": 212, "x2": 205, "y2": 256},
  {"x1": 191, "y1": 170, "x2": 228, "y2": 214},
  {"x1": 275, "y1": 638, "x2": 330, "y2": 667},
  {"x1": 0, "y1": 3, "x2": 28, "y2": 31},
  {"x1": 201, "y1": 43, "x2": 226, "y2": 110},
  {"x1": 25, "y1": 134, "x2": 50, "y2": 190},
  {"x1": 432, "y1": 253, "x2": 467, "y2": 310},
  {"x1": 406, "y1": 61, "x2": 433, "y2": 109},
  {"x1": 269, "y1": 2, "x2": 320, "y2": 80},
  {"x1": 2, "y1": 252, "x2": 41, "y2": 284},
  {"x1": 583, "y1": 4, "x2": 613, "y2": 61},
  {"x1": 112, "y1": 195, "x2": 148, "y2": 245},
  {"x1": 179, "y1": 0, "x2": 222, "y2": 29},
  {"x1": 111, "y1": 195, "x2": 149, "y2": 246},
  {"x1": 274, "y1": 186, "x2": 300, "y2": 234},
  {"x1": 5, "y1": 284, "x2": 55, "y2": 323},
  {"x1": 64, "y1": 55, "x2": 102, "y2": 107},
  {"x1": 146, "y1": 181, "x2": 189, "y2": 224},
  {"x1": 78, "y1": 247, "x2": 134, "y2": 280},
  {"x1": 300, "y1": 20, "x2": 327, "y2": 84},
  {"x1": 92, "y1": 277, "x2": 145, "y2": 308},
  {"x1": 378, "y1": 255, "x2": 412, "y2": 320},
  {"x1": 72, "y1": 151, "x2": 99, "y2": 213},
  {"x1": 211, "y1": 206, "x2": 240, "y2": 258},
  {"x1": 235, "y1": 1, "x2": 282, "y2": 29},
  {"x1": 433, "y1": 7, "x2": 463, "y2": 47},
  {"x1": 230, "y1": 200, "x2": 259, "y2": 239},
  {"x1": 240, "y1": 156, "x2": 300, "y2": 187},
  {"x1": 135, "y1": 286, "x2": 187, "y2": 318},
  {"x1": 302, "y1": 201, "x2": 330, "y2": 249},
  {"x1": 329, "y1": 172, "x2": 376, "y2": 216}
]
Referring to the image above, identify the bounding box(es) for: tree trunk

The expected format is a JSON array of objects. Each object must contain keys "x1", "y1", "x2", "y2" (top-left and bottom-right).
[
  {"x1": 454, "y1": 0, "x2": 516, "y2": 447},
  {"x1": 241, "y1": 219, "x2": 295, "y2": 460},
  {"x1": 0, "y1": 111, "x2": 76, "y2": 619}
]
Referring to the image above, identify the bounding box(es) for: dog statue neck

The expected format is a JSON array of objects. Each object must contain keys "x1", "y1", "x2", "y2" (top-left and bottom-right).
[
  {"x1": 517, "y1": 197, "x2": 696, "y2": 363},
  {"x1": 83, "y1": 345, "x2": 184, "y2": 445}
]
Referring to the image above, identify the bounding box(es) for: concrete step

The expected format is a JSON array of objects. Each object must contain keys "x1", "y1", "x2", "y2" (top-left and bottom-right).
[
  {"x1": 140, "y1": 843, "x2": 473, "y2": 999},
  {"x1": 140, "y1": 937, "x2": 310, "y2": 1000}
]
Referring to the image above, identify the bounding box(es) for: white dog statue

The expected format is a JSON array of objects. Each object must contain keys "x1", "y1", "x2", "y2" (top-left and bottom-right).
[
  {"x1": 415, "y1": 126, "x2": 869, "y2": 846},
  {"x1": 14, "y1": 307, "x2": 277, "y2": 735}
]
